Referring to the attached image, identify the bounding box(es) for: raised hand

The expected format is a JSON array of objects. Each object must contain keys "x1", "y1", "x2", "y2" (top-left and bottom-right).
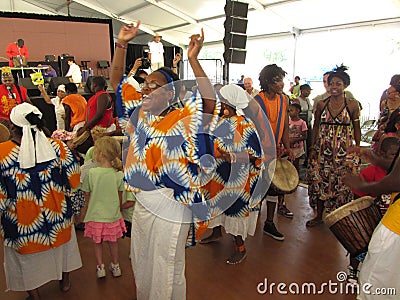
[
  {"x1": 173, "y1": 53, "x2": 181, "y2": 66},
  {"x1": 117, "y1": 21, "x2": 141, "y2": 44},
  {"x1": 37, "y1": 84, "x2": 45, "y2": 93},
  {"x1": 187, "y1": 28, "x2": 204, "y2": 60}
]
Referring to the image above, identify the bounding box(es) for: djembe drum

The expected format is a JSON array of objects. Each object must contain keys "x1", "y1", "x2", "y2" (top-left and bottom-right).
[
  {"x1": 266, "y1": 158, "x2": 299, "y2": 196},
  {"x1": 324, "y1": 196, "x2": 383, "y2": 257}
]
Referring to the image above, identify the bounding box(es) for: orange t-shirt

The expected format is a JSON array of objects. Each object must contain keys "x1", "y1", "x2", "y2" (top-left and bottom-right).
[
  {"x1": 256, "y1": 92, "x2": 287, "y2": 145},
  {"x1": 62, "y1": 94, "x2": 87, "y2": 128}
]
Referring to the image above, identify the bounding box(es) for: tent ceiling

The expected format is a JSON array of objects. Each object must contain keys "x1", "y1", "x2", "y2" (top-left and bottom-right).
[{"x1": 1, "y1": 0, "x2": 400, "y2": 47}]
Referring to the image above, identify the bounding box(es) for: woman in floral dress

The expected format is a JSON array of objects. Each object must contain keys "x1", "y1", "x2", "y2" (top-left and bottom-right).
[{"x1": 306, "y1": 65, "x2": 361, "y2": 226}]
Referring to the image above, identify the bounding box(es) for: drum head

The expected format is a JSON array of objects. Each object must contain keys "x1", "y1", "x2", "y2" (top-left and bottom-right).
[
  {"x1": 324, "y1": 196, "x2": 375, "y2": 227},
  {"x1": 267, "y1": 159, "x2": 299, "y2": 193}
]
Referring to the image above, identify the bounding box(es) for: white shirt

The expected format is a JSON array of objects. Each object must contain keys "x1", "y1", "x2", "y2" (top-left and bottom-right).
[
  {"x1": 51, "y1": 96, "x2": 65, "y2": 130},
  {"x1": 148, "y1": 41, "x2": 164, "y2": 63},
  {"x1": 65, "y1": 63, "x2": 82, "y2": 84},
  {"x1": 247, "y1": 88, "x2": 260, "y2": 98}
]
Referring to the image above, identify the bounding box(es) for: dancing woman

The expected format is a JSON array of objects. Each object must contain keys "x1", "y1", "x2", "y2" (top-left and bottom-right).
[{"x1": 110, "y1": 22, "x2": 219, "y2": 300}]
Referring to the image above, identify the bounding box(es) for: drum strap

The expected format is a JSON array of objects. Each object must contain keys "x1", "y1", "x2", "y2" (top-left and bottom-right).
[{"x1": 254, "y1": 93, "x2": 284, "y2": 144}]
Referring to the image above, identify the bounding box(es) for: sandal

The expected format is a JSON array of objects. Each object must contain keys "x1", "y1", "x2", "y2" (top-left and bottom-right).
[
  {"x1": 226, "y1": 244, "x2": 247, "y2": 265},
  {"x1": 306, "y1": 218, "x2": 323, "y2": 227}
]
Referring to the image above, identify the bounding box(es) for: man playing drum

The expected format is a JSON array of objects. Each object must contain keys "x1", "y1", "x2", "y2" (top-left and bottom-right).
[
  {"x1": 253, "y1": 64, "x2": 295, "y2": 241},
  {"x1": 345, "y1": 146, "x2": 400, "y2": 300}
]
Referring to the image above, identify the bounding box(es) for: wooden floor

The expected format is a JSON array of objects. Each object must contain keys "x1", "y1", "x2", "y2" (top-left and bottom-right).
[{"x1": 0, "y1": 186, "x2": 358, "y2": 300}]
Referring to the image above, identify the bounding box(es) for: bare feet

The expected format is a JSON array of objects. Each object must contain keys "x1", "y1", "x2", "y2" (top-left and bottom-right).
[
  {"x1": 59, "y1": 272, "x2": 71, "y2": 292},
  {"x1": 306, "y1": 217, "x2": 323, "y2": 227},
  {"x1": 26, "y1": 289, "x2": 40, "y2": 300},
  {"x1": 199, "y1": 232, "x2": 222, "y2": 244}
]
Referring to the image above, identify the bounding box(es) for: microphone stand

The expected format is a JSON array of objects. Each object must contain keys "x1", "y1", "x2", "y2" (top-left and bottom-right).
[{"x1": 18, "y1": 47, "x2": 24, "y2": 78}]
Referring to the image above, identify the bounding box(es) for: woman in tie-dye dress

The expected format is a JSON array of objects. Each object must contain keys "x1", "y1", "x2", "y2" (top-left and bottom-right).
[{"x1": 0, "y1": 103, "x2": 81, "y2": 300}]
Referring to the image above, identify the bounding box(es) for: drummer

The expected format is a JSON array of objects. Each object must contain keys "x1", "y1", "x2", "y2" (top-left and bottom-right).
[
  {"x1": 344, "y1": 146, "x2": 400, "y2": 299},
  {"x1": 199, "y1": 84, "x2": 264, "y2": 264},
  {"x1": 253, "y1": 64, "x2": 294, "y2": 241}
]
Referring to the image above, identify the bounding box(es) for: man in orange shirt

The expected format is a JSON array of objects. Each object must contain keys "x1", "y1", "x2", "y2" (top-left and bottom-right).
[
  {"x1": 5, "y1": 39, "x2": 29, "y2": 67},
  {"x1": 254, "y1": 64, "x2": 294, "y2": 241}
]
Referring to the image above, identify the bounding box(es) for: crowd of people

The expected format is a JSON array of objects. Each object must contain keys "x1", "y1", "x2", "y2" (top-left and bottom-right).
[{"x1": 1, "y1": 22, "x2": 399, "y2": 300}]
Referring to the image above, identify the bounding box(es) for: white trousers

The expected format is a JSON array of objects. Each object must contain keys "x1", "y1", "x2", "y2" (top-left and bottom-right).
[
  {"x1": 131, "y1": 188, "x2": 190, "y2": 300},
  {"x1": 357, "y1": 222, "x2": 400, "y2": 300}
]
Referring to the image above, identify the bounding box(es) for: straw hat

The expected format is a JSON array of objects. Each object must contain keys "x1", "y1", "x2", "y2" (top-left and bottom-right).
[{"x1": 154, "y1": 32, "x2": 162, "y2": 38}]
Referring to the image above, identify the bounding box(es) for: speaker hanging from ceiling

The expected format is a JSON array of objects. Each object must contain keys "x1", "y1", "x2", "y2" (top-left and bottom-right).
[{"x1": 223, "y1": 0, "x2": 248, "y2": 64}]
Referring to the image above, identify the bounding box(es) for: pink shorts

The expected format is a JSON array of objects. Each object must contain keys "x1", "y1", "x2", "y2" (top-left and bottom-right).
[{"x1": 84, "y1": 218, "x2": 127, "y2": 243}]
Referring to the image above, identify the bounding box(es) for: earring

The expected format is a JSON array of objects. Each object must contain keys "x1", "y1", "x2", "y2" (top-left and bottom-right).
[{"x1": 223, "y1": 108, "x2": 230, "y2": 116}]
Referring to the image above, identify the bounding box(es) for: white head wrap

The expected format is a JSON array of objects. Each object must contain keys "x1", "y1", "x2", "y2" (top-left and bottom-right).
[
  {"x1": 57, "y1": 84, "x2": 66, "y2": 92},
  {"x1": 126, "y1": 76, "x2": 142, "y2": 92},
  {"x1": 10, "y1": 103, "x2": 57, "y2": 169},
  {"x1": 219, "y1": 84, "x2": 251, "y2": 116}
]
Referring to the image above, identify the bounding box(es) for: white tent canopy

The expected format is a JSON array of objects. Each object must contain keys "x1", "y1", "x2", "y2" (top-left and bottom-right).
[
  {"x1": 2, "y1": 0, "x2": 400, "y2": 119},
  {"x1": 1, "y1": 0, "x2": 399, "y2": 46}
]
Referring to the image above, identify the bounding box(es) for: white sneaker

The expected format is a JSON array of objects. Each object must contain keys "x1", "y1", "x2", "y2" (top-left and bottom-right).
[
  {"x1": 96, "y1": 264, "x2": 106, "y2": 278},
  {"x1": 109, "y1": 263, "x2": 122, "y2": 277}
]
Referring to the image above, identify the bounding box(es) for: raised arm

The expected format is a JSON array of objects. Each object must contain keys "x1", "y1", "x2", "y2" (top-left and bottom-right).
[
  {"x1": 110, "y1": 22, "x2": 141, "y2": 92},
  {"x1": 37, "y1": 84, "x2": 52, "y2": 105},
  {"x1": 172, "y1": 53, "x2": 181, "y2": 75},
  {"x1": 187, "y1": 29, "x2": 216, "y2": 115}
]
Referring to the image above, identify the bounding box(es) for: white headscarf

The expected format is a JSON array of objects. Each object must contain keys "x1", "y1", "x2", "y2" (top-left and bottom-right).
[
  {"x1": 219, "y1": 84, "x2": 251, "y2": 116},
  {"x1": 126, "y1": 76, "x2": 142, "y2": 92},
  {"x1": 10, "y1": 103, "x2": 57, "y2": 169}
]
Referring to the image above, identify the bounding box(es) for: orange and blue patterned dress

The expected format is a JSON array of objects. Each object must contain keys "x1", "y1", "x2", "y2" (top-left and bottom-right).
[
  {"x1": 203, "y1": 115, "x2": 264, "y2": 217},
  {"x1": 116, "y1": 77, "x2": 220, "y2": 246},
  {"x1": 0, "y1": 139, "x2": 80, "y2": 254}
]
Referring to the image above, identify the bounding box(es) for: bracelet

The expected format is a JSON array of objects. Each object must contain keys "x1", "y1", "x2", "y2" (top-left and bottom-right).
[
  {"x1": 172, "y1": 66, "x2": 177, "y2": 69},
  {"x1": 116, "y1": 42, "x2": 127, "y2": 50}
]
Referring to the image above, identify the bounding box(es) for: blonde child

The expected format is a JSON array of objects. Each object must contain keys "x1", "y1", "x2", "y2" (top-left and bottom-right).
[{"x1": 81, "y1": 136, "x2": 126, "y2": 278}]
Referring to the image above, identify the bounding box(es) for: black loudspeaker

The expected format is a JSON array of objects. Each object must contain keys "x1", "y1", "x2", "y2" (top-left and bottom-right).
[
  {"x1": 47, "y1": 77, "x2": 70, "y2": 95},
  {"x1": 58, "y1": 55, "x2": 74, "y2": 77},
  {"x1": 18, "y1": 78, "x2": 41, "y2": 97},
  {"x1": 224, "y1": 17, "x2": 248, "y2": 34},
  {"x1": 84, "y1": 76, "x2": 96, "y2": 93},
  {"x1": 97, "y1": 61, "x2": 109, "y2": 68},
  {"x1": 223, "y1": 33, "x2": 247, "y2": 49},
  {"x1": 223, "y1": 49, "x2": 247, "y2": 64},
  {"x1": 223, "y1": 1, "x2": 248, "y2": 64},
  {"x1": 224, "y1": 0, "x2": 248, "y2": 18},
  {"x1": 44, "y1": 55, "x2": 55, "y2": 62}
]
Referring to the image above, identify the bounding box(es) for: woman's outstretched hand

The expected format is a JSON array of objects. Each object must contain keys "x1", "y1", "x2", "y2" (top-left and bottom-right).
[
  {"x1": 118, "y1": 21, "x2": 141, "y2": 44},
  {"x1": 187, "y1": 28, "x2": 204, "y2": 60}
]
